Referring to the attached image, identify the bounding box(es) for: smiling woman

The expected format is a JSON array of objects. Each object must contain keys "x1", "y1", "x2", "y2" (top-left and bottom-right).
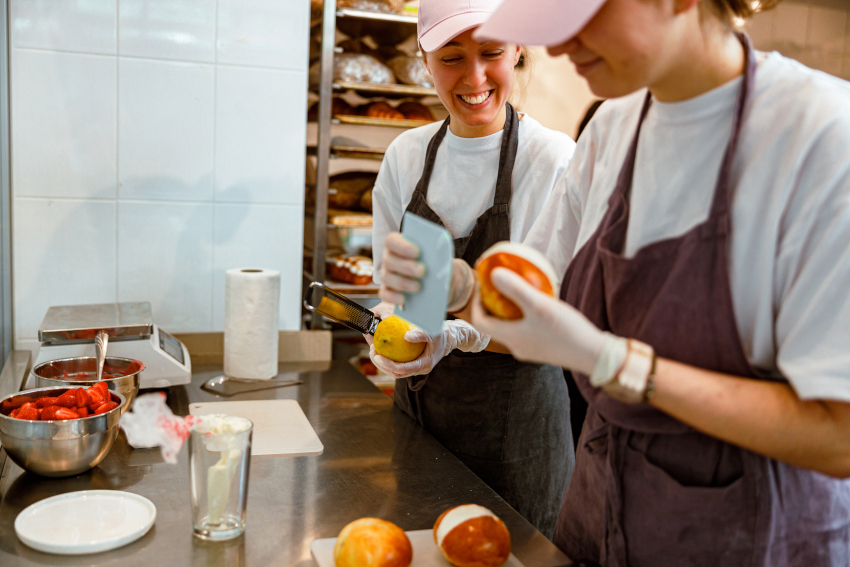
[{"x1": 366, "y1": 0, "x2": 580, "y2": 540}]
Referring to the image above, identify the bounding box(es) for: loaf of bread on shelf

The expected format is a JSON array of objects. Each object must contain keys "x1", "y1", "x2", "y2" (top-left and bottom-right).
[
  {"x1": 359, "y1": 101, "x2": 405, "y2": 120},
  {"x1": 359, "y1": 188, "x2": 373, "y2": 212},
  {"x1": 327, "y1": 172, "x2": 377, "y2": 210},
  {"x1": 308, "y1": 97, "x2": 356, "y2": 121},
  {"x1": 397, "y1": 102, "x2": 435, "y2": 121},
  {"x1": 336, "y1": 0, "x2": 404, "y2": 15},
  {"x1": 327, "y1": 255, "x2": 374, "y2": 286}
]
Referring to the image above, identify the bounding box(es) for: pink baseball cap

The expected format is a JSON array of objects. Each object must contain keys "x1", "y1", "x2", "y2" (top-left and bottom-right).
[
  {"x1": 474, "y1": 0, "x2": 607, "y2": 48},
  {"x1": 418, "y1": 0, "x2": 502, "y2": 53}
]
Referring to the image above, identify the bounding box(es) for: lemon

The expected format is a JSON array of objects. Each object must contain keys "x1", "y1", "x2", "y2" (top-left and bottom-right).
[{"x1": 373, "y1": 315, "x2": 426, "y2": 362}]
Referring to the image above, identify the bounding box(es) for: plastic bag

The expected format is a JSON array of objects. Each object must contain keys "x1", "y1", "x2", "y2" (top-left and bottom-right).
[
  {"x1": 387, "y1": 55, "x2": 433, "y2": 88},
  {"x1": 310, "y1": 54, "x2": 395, "y2": 87}
]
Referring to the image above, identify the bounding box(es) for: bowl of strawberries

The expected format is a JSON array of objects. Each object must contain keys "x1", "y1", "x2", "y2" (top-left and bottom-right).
[
  {"x1": 0, "y1": 382, "x2": 126, "y2": 477},
  {"x1": 31, "y1": 356, "x2": 143, "y2": 414}
]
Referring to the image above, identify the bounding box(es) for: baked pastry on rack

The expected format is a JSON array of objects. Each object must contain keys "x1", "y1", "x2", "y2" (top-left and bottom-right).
[
  {"x1": 327, "y1": 255, "x2": 374, "y2": 286},
  {"x1": 397, "y1": 101, "x2": 435, "y2": 121}
]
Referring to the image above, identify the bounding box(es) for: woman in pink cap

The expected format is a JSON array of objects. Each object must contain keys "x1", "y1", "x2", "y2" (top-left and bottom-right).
[
  {"x1": 458, "y1": 0, "x2": 850, "y2": 564},
  {"x1": 368, "y1": 0, "x2": 578, "y2": 538}
]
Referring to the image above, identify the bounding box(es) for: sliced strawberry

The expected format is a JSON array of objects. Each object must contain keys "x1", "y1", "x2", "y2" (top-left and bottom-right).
[
  {"x1": 56, "y1": 391, "x2": 78, "y2": 408},
  {"x1": 86, "y1": 387, "x2": 105, "y2": 405},
  {"x1": 94, "y1": 401, "x2": 118, "y2": 415},
  {"x1": 75, "y1": 388, "x2": 92, "y2": 408},
  {"x1": 94, "y1": 381, "x2": 109, "y2": 398},
  {"x1": 54, "y1": 407, "x2": 79, "y2": 420},
  {"x1": 36, "y1": 396, "x2": 60, "y2": 408},
  {"x1": 76, "y1": 406, "x2": 89, "y2": 417},
  {"x1": 40, "y1": 405, "x2": 62, "y2": 420},
  {"x1": 17, "y1": 406, "x2": 39, "y2": 420},
  {"x1": 2, "y1": 395, "x2": 34, "y2": 411}
]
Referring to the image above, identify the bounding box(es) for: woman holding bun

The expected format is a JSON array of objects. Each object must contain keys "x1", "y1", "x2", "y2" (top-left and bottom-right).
[
  {"x1": 468, "y1": 0, "x2": 850, "y2": 564},
  {"x1": 369, "y1": 0, "x2": 576, "y2": 539}
]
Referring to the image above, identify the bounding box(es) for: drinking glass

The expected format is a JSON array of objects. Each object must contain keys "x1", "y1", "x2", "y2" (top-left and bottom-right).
[{"x1": 189, "y1": 415, "x2": 252, "y2": 541}]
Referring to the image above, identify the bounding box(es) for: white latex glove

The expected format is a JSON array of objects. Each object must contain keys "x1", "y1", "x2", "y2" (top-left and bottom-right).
[
  {"x1": 378, "y1": 232, "x2": 475, "y2": 311},
  {"x1": 470, "y1": 267, "x2": 607, "y2": 375},
  {"x1": 362, "y1": 302, "x2": 395, "y2": 348},
  {"x1": 369, "y1": 319, "x2": 490, "y2": 380}
]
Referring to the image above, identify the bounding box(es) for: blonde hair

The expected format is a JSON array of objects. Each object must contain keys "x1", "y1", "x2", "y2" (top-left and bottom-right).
[{"x1": 705, "y1": 0, "x2": 782, "y2": 26}]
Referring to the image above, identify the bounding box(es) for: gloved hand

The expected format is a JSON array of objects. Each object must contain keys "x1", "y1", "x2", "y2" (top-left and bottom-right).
[
  {"x1": 378, "y1": 232, "x2": 475, "y2": 312},
  {"x1": 369, "y1": 319, "x2": 490, "y2": 380},
  {"x1": 470, "y1": 267, "x2": 607, "y2": 375},
  {"x1": 362, "y1": 302, "x2": 395, "y2": 348}
]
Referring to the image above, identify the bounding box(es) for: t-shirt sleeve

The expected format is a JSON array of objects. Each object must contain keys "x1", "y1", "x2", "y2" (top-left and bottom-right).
[
  {"x1": 525, "y1": 131, "x2": 594, "y2": 285},
  {"x1": 371, "y1": 144, "x2": 405, "y2": 285},
  {"x1": 773, "y1": 118, "x2": 850, "y2": 402}
]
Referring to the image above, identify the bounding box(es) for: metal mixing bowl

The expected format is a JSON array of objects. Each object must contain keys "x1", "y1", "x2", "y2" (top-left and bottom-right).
[
  {"x1": 32, "y1": 356, "x2": 143, "y2": 413},
  {"x1": 0, "y1": 386, "x2": 126, "y2": 477}
]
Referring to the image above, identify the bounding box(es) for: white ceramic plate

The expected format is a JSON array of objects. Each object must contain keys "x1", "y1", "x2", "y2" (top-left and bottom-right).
[{"x1": 15, "y1": 490, "x2": 156, "y2": 555}]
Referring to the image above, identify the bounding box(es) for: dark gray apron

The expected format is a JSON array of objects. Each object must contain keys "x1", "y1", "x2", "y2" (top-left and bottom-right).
[
  {"x1": 556, "y1": 34, "x2": 850, "y2": 566},
  {"x1": 394, "y1": 103, "x2": 574, "y2": 539}
]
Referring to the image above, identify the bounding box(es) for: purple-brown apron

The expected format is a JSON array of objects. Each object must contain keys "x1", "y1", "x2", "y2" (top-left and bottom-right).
[{"x1": 555, "y1": 33, "x2": 850, "y2": 566}]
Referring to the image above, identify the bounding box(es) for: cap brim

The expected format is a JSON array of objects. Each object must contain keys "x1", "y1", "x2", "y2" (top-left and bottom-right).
[
  {"x1": 474, "y1": 0, "x2": 606, "y2": 48},
  {"x1": 419, "y1": 12, "x2": 492, "y2": 52}
]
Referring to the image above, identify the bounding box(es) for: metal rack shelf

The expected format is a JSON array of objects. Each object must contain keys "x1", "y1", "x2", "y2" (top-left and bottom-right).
[
  {"x1": 333, "y1": 81, "x2": 437, "y2": 97},
  {"x1": 336, "y1": 8, "x2": 418, "y2": 25},
  {"x1": 333, "y1": 115, "x2": 433, "y2": 128},
  {"x1": 307, "y1": 144, "x2": 386, "y2": 161}
]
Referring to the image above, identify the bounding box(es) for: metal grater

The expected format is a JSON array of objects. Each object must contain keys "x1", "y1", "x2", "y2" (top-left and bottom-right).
[{"x1": 304, "y1": 282, "x2": 381, "y2": 335}]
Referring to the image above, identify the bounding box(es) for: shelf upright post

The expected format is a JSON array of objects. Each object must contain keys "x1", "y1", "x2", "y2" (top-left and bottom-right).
[{"x1": 311, "y1": 0, "x2": 338, "y2": 330}]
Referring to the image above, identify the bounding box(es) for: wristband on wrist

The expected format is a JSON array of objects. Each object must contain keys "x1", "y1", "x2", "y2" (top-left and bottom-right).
[{"x1": 608, "y1": 339, "x2": 655, "y2": 404}]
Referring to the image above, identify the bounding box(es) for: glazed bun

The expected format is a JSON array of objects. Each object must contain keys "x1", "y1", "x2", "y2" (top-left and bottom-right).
[
  {"x1": 334, "y1": 518, "x2": 413, "y2": 567},
  {"x1": 433, "y1": 504, "x2": 511, "y2": 567},
  {"x1": 475, "y1": 242, "x2": 558, "y2": 320}
]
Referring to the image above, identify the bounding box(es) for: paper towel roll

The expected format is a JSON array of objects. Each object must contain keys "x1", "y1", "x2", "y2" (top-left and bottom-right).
[{"x1": 224, "y1": 268, "x2": 280, "y2": 380}]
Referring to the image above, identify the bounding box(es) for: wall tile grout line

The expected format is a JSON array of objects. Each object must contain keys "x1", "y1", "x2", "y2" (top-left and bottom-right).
[
  {"x1": 14, "y1": 46, "x2": 307, "y2": 74},
  {"x1": 115, "y1": 0, "x2": 120, "y2": 303},
  {"x1": 210, "y1": 0, "x2": 220, "y2": 332}
]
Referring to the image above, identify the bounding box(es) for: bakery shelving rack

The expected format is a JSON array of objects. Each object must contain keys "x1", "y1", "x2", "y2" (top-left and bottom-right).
[{"x1": 307, "y1": 1, "x2": 439, "y2": 328}]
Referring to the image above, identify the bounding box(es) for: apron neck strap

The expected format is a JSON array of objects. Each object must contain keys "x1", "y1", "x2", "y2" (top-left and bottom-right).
[{"x1": 413, "y1": 102, "x2": 519, "y2": 207}]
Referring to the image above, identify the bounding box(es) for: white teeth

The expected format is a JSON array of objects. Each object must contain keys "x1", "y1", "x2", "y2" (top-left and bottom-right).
[{"x1": 459, "y1": 90, "x2": 492, "y2": 105}]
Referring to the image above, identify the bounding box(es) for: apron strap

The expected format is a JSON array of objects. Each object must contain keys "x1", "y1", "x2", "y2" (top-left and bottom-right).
[
  {"x1": 710, "y1": 32, "x2": 757, "y2": 222},
  {"x1": 492, "y1": 102, "x2": 520, "y2": 208}
]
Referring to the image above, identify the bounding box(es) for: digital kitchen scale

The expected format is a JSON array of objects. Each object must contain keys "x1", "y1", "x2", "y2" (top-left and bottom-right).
[{"x1": 32, "y1": 302, "x2": 192, "y2": 389}]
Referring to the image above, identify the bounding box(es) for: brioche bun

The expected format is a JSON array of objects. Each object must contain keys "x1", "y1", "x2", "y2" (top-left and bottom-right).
[
  {"x1": 433, "y1": 504, "x2": 511, "y2": 567},
  {"x1": 475, "y1": 242, "x2": 558, "y2": 320},
  {"x1": 334, "y1": 518, "x2": 413, "y2": 567}
]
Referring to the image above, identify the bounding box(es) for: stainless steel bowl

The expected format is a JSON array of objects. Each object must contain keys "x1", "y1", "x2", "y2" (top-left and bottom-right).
[
  {"x1": 32, "y1": 356, "x2": 143, "y2": 413},
  {"x1": 0, "y1": 386, "x2": 126, "y2": 477}
]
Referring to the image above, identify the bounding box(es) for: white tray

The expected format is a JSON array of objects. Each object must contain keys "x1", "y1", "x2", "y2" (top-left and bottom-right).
[
  {"x1": 189, "y1": 400, "x2": 323, "y2": 457},
  {"x1": 311, "y1": 529, "x2": 524, "y2": 567},
  {"x1": 15, "y1": 490, "x2": 156, "y2": 555}
]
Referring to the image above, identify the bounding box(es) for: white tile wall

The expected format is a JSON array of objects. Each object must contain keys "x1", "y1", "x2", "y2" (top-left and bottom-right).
[
  {"x1": 217, "y1": 0, "x2": 310, "y2": 70},
  {"x1": 118, "y1": 0, "x2": 216, "y2": 63},
  {"x1": 13, "y1": 199, "x2": 118, "y2": 340},
  {"x1": 11, "y1": 0, "x2": 117, "y2": 54},
  {"x1": 117, "y1": 201, "x2": 213, "y2": 331},
  {"x1": 118, "y1": 58, "x2": 215, "y2": 201},
  {"x1": 9, "y1": 0, "x2": 310, "y2": 346},
  {"x1": 212, "y1": 204, "x2": 304, "y2": 331},
  {"x1": 11, "y1": 49, "x2": 117, "y2": 199},
  {"x1": 215, "y1": 65, "x2": 307, "y2": 204}
]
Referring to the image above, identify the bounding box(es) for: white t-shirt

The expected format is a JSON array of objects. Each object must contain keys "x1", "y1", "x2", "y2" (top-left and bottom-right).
[
  {"x1": 372, "y1": 115, "x2": 576, "y2": 283},
  {"x1": 527, "y1": 52, "x2": 850, "y2": 402}
]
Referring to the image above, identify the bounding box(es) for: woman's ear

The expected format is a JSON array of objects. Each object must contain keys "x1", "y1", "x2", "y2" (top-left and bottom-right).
[
  {"x1": 423, "y1": 50, "x2": 433, "y2": 75},
  {"x1": 513, "y1": 45, "x2": 522, "y2": 66},
  {"x1": 673, "y1": 0, "x2": 700, "y2": 15}
]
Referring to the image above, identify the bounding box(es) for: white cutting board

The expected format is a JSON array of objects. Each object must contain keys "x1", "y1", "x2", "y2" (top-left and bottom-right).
[
  {"x1": 189, "y1": 400, "x2": 323, "y2": 457},
  {"x1": 311, "y1": 529, "x2": 525, "y2": 567}
]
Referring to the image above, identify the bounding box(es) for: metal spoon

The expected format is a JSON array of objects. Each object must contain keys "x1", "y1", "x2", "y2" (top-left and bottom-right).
[{"x1": 95, "y1": 331, "x2": 109, "y2": 381}]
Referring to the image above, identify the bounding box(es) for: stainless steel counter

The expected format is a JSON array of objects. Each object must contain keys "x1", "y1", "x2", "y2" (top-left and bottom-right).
[{"x1": 0, "y1": 359, "x2": 572, "y2": 566}]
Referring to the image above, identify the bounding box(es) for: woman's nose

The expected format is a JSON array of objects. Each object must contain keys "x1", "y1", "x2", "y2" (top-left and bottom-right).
[
  {"x1": 548, "y1": 37, "x2": 580, "y2": 57},
  {"x1": 463, "y1": 58, "x2": 487, "y2": 87}
]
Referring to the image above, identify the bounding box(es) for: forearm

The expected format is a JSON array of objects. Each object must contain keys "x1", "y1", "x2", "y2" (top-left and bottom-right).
[
  {"x1": 450, "y1": 297, "x2": 510, "y2": 354},
  {"x1": 650, "y1": 357, "x2": 850, "y2": 478}
]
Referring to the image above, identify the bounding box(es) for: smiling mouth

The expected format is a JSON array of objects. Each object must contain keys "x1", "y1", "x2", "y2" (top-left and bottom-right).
[{"x1": 458, "y1": 90, "x2": 493, "y2": 106}]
